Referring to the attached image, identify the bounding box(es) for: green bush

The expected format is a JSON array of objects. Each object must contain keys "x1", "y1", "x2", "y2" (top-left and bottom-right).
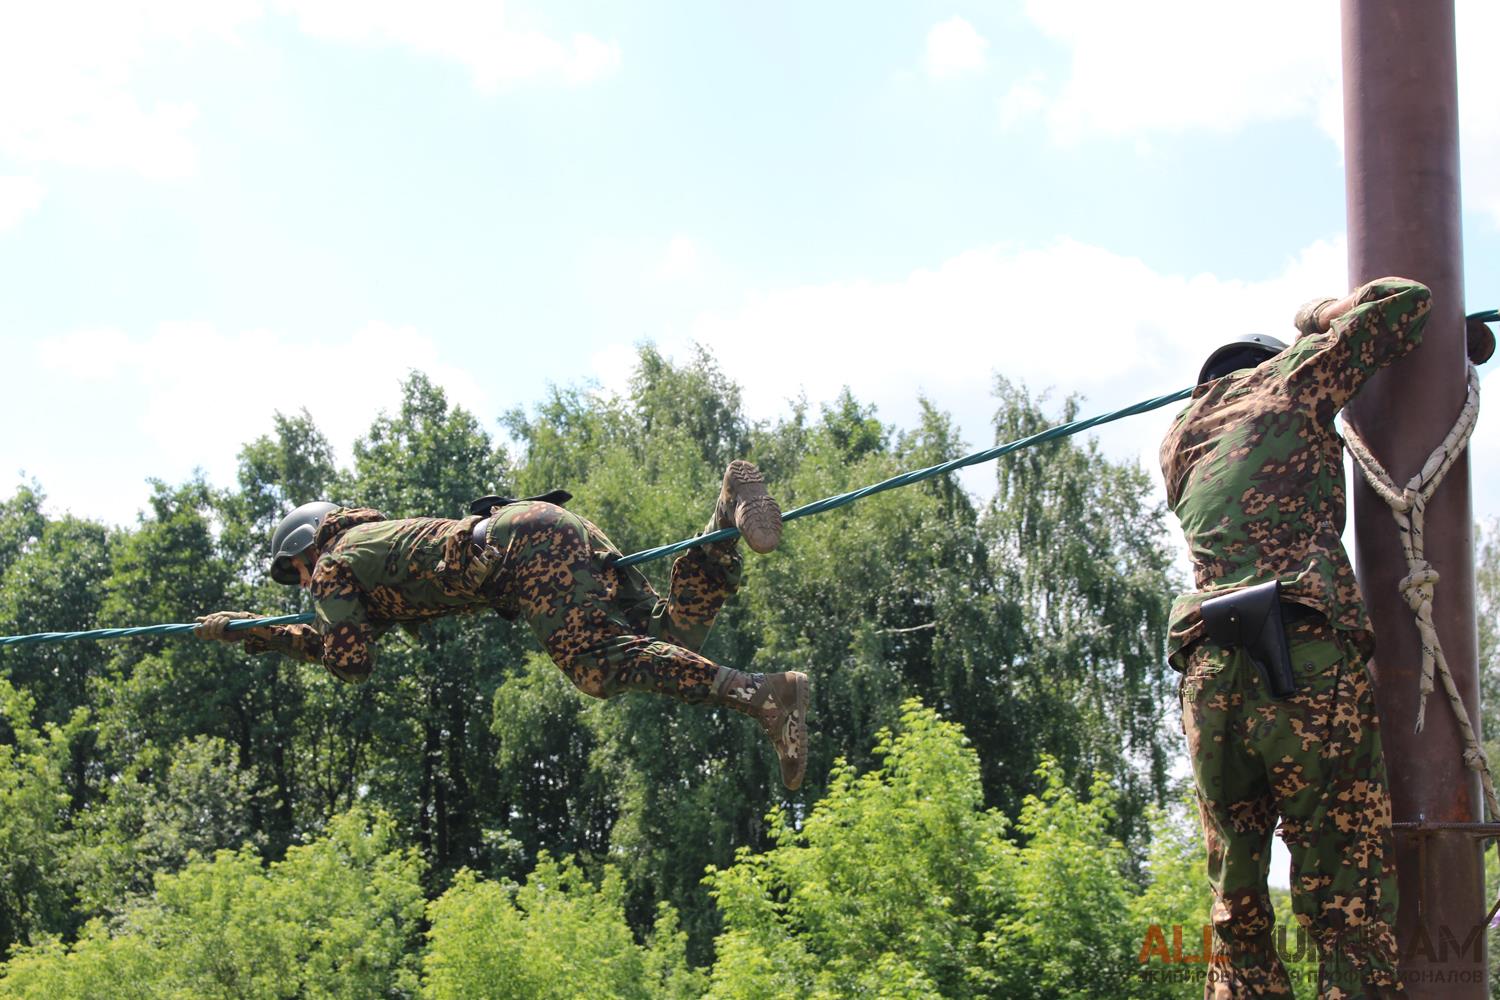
[
  {"x1": 421, "y1": 854, "x2": 703, "y2": 1000},
  {"x1": 0, "y1": 810, "x2": 425, "y2": 1000}
]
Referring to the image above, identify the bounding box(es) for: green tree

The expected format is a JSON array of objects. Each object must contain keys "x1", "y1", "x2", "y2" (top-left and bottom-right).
[
  {"x1": 0, "y1": 350, "x2": 1193, "y2": 984},
  {"x1": 501, "y1": 348, "x2": 779, "y2": 956},
  {"x1": 983, "y1": 378, "x2": 1178, "y2": 842},
  {"x1": 94, "y1": 479, "x2": 301, "y2": 851},
  {"x1": 705, "y1": 699, "x2": 1016, "y2": 999},
  {"x1": 422, "y1": 854, "x2": 703, "y2": 1000},
  {"x1": 1472, "y1": 521, "x2": 1500, "y2": 999},
  {"x1": 66, "y1": 734, "x2": 269, "y2": 917},
  {"x1": 0, "y1": 809, "x2": 425, "y2": 999},
  {"x1": 224, "y1": 411, "x2": 359, "y2": 846},
  {"x1": 992, "y1": 756, "x2": 1139, "y2": 999},
  {"x1": 0, "y1": 485, "x2": 46, "y2": 580},
  {"x1": 346, "y1": 372, "x2": 521, "y2": 880},
  {"x1": 0, "y1": 515, "x2": 114, "y2": 727},
  {"x1": 0, "y1": 679, "x2": 86, "y2": 955},
  {"x1": 1127, "y1": 796, "x2": 1214, "y2": 999},
  {"x1": 0, "y1": 508, "x2": 115, "y2": 820},
  {"x1": 488, "y1": 652, "x2": 616, "y2": 865}
]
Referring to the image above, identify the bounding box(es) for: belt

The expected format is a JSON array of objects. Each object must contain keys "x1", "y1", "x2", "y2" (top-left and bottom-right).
[{"x1": 468, "y1": 490, "x2": 574, "y2": 547}]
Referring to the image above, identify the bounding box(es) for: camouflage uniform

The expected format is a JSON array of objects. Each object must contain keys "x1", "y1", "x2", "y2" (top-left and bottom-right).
[
  {"x1": 244, "y1": 501, "x2": 739, "y2": 702},
  {"x1": 1160, "y1": 278, "x2": 1431, "y2": 999}
]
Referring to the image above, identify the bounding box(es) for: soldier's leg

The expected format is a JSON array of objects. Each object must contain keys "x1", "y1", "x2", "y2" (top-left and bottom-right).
[
  {"x1": 1181, "y1": 641, "x2": 1294, "y2": 999},
  {"x1": 564, "y1": 509, "x2": 742, "y2": 654},
  {"x1": 655, "y1": 533, "x2": 741, "y2": 652},
  {"x1": 650, "y1": 458, "x2": 782, "y2": 649},
  {"x1": 489, "y1": 500, "x2": 808, "y2": 787},
  {"x1": 489, "y1": 502, "x2": 717, "y2": 702},
  {"x1": 1259, "y1": 622, "x2": 1403, "y2": 999}
]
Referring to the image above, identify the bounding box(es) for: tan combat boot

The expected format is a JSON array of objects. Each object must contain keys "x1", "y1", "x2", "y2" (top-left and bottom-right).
[
  {"x1": 713, "y1": 668, "x2": 811, "y2": 790},
  {"x1": 751, "y1": 671, "x2": 810, "y2": 790},
  {"x1": 711, "y1": 460, "x2": 782, "y2": 554}
]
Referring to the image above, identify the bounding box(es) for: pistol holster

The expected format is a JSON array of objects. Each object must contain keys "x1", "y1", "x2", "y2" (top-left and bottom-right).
[{"x1": 1200, "y1": 579, "x2": 1299, "y2": 700}]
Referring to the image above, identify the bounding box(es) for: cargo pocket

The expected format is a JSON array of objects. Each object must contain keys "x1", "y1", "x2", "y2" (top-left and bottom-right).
[
  {"x1": 428, "y1": 531, "x2": 499, "y2": 598},
  {"x1": 1286, "y1": 634, "x2": 1346, "y2": 702},
  {"x1": 1178, "y1": 641, "x2": 1227, "y2": 728},
  {"x1": 1182, "y1": 639, "x2": 1228, "y2": 679}
]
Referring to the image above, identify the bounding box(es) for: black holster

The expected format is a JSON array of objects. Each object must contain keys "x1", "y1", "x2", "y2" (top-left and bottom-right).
[
  {"x1": 1201, "y1": 579, "x2": 1299, "y2": 700},
  {"x1": 467, "y1": 489, "x2": 573, "y2": 516}
]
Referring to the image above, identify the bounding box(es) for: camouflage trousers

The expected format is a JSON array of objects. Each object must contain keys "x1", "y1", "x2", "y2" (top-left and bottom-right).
[
  {"x1": 1181, "y1": 617, "x2": 1404, "y2": 999},
  {"x1": 483, "y1": 501, "x2": 740, "y2": 704}
]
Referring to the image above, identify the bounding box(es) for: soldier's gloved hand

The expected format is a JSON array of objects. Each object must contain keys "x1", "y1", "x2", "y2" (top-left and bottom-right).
[
  {"x1": 195, "y1": 611, "x2": 261, "y2": 642},
  {"x1": 1294, "y1": 296, "x2": 1339, "y2": 337}
]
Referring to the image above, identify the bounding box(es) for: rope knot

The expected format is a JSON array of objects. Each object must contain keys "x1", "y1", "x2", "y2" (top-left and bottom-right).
[
  {"x1": 1398, "y1": 563, "x2": 1440, "y2": 614},
  {"x1": 1389, "y1": 488, "x2": 1417, "y2": 515}
]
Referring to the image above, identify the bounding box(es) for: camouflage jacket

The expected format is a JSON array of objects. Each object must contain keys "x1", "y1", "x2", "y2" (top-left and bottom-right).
[
  {"x1": 1159, "y1": 277, "x2": 1431, "y2": 669},
  {"x1": 243, "y1": 507, "x2": 499, "y2": 683}
]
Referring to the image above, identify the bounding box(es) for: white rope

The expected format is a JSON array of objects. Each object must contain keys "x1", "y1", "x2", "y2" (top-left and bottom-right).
[{"x1": 1341, "y1": 363, "x2": 1496, "y2": 819}]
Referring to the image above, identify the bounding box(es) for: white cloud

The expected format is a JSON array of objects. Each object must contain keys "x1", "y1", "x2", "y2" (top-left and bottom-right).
[
  {"x1": 997, "y1": 77, "x2": 1046, "y2": 129},
  {"x1": 1001, "y1": 0, "x2": 1336, "y2": 140},
  {"x1": 278, "y1": 0, "x2": 622, "y2": 91},
  {"x1": 657, "y1": 235, "x2": 702, "y2": 282},
  {"x1": 31, "y1": 321, "x2": 490, "y2": 500},
  {"x1": 675, "y1": 236, "x2": 1346, "y2": 436},
  {"x1": 607, "y1": 236, "x2": 1357, "y2": 508},
  {"x1": 0, "y1": 1, "x2": 617, "y2": 182},
  {"x1": 651, "y1": 234, "x2": 1500, "y2": 538},
  {"x1": 925, "y1": 16, "x2": 989, "y2": 79},
  {"x1": 0, "y1": 1, "x2": 256, "y2": 179},
  {"x1": 998, "y1": 0, "x2": 1500, "y2": 232},
  {"x1": 0, "y1": 176, "x2": 46, "y2": 231},
  {"x1": 588, "y1": 342, "x2": 640, "y2": 400},
  {"x1": 33, "y1": 327, "x2": 134, "y2": 378}
]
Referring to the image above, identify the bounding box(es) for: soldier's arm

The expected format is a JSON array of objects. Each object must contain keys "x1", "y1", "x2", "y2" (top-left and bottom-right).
[
  {"x1": 1283, "y1": 277, "x2": 1432, "y2": 423},
  {"x1": 242, "y1": 623, "x2": 326, "y2": 664},
  {"x1": 197, "y1": 611, "x2": 323, "y2": 663},
  {"x1": 309, "y1": 555, "x2": 378, "y2": 684}
]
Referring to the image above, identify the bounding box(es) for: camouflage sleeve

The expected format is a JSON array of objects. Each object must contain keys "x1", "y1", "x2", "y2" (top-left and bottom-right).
[
  {"x1": 242, "y1": 624, "x2": 325, "y2": 664},
  {"x1": 1283, "y1": 277, "x2": 1432, "y2": 423},
  {"x1": 310, "y1": 555, "x2": 377, "y2": 684}
]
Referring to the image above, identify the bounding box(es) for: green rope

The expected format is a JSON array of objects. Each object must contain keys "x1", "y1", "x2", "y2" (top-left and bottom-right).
[{"x1": 0, "y1": 386, "x2": 1193, "y2": 647}]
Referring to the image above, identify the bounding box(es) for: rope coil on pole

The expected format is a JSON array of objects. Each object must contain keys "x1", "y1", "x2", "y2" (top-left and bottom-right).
[
  {"x1": 1340, "y1": 363, "x2": 1495, "y2": 819},
  {"x1": 0, "y1": 386, "x2": 1195, "y2": 648}
]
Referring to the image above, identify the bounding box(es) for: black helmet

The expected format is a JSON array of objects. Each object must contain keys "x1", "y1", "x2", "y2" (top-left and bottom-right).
[
  {"x1": 1198, "y1": 333, "x2": 1288, "y2": 384},
  {"x1": 269, "y1": 501, "x2": 338, "y2": 585}
]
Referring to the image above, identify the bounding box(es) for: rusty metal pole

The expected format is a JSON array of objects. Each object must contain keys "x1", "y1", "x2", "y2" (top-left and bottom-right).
[{"x1": 1341, "y1": 2, "x2": 1485, "y2": 996}]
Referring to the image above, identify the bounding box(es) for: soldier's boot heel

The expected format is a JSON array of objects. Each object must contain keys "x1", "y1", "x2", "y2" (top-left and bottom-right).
[{"x1": 712, "y1": 460, "x2": 782, "y2": 554}]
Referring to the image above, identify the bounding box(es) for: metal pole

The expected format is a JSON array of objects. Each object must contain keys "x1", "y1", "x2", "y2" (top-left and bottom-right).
[{"x1": 1341, "y1": 2, "x2": 1485, "y2": 995}]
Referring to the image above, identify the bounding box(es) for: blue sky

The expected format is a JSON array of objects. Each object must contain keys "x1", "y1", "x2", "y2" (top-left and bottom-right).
[{"x1": 2, "y1": 0, "x2": 1498, "y2": 530}]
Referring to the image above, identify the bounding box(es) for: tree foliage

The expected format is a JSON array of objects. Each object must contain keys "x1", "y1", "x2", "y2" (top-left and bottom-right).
[
  {"x1": 0, "y1": 347, "x2": 1198, "y2": 996},
  {"x1": 0, "y1": 809, "x2": 425, "y2": 999}
]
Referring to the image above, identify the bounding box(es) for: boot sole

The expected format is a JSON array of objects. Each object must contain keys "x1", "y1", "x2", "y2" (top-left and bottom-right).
[
  {"x1": 725, "y1": 460, "x2": 782, "y2": 554},
  {"x1": 778, "y1": 671, "x2": 810, "y2": 791}
]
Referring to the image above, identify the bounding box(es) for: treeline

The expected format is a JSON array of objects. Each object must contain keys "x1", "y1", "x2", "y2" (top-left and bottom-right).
[
  {"x1": 2, "y1": 347, "x2": 1217, "y2": 996},
  {"x1": 3, "y1": 698, "x2": 1237, "y2": 999}
]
